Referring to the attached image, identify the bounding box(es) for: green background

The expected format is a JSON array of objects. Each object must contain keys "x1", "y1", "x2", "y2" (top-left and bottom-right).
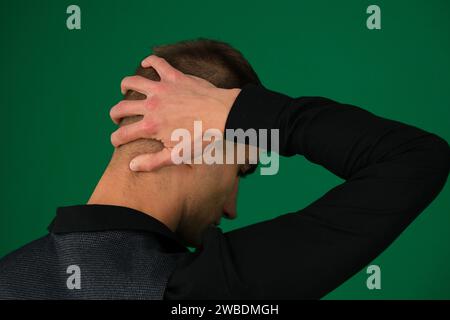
[{"x1": 0, "y1": 0, "x2": 449, "y2": 299}]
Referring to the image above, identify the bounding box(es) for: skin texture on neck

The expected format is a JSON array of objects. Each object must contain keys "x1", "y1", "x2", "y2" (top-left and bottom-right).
[{"x1": 87, "y1": 155, "x2": 186, "y2": 232}]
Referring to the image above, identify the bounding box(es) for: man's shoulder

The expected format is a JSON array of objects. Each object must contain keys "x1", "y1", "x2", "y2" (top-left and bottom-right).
[
  {"x1": 0, "y1": 235, "x2": 57, "y2": 299},
  {"x1": 0, "y1": 235, "x2": 53, "y2": 271},
  {"x1": 0, "y1": 231, "x2": 185, "y2": 299}
]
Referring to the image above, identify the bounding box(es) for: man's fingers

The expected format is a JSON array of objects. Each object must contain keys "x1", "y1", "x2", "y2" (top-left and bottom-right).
[
  {"x1": 110, "y1": 121, "x2": 156, "y2": 147},
  {"x1": 109, "y1": 100, "x2": 146, "y2": 124},
  {"x1": 141, "y1": 55, "x2": 180, "y2": 80},
  {"x1": 129, "y1": 148, "x2": 174, "y2": 172},
  {"x1": 120, "y1": 75, "x2": 158, "y2": 95}
]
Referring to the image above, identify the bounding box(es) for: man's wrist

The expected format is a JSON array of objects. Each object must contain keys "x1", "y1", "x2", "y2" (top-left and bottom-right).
[
  {"x1": 219, "y1": 87, "x2": 241, "y2": 113},
  {"x1": 213, "y1": 87, "x2": 242, "y2": 133}
]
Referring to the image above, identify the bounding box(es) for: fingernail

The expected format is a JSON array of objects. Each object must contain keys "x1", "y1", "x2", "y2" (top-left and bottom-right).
[{"x1": 130, "y1": 160, "x2": 138, "y2": 171}]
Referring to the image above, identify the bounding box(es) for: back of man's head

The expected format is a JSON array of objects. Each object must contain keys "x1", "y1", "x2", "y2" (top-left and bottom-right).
[{"x1": 113, "y1": 38, "x2": 261, "y2": 165}]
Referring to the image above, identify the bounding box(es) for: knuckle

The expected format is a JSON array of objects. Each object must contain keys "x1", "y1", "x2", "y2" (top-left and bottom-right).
[
  {"x1": 146, "y1": 55, "x2": 160, "y2": 66},
  {"x1": 168, "y1": 70, "x2": 180, "y2": 81},
  {"x1": 110, "y1": 102, "x2": 122, "y2": 118},
  {"x1": 144, "y1": 98, "x2": 156, "y2": 111},
  {"x1": 140, "y1": 161, "x2": 152, "y2": 171},
  {"x1": 142, "y1": 119, "x2": 159, "y2": 134},
  {"x1": 116, "y1": 128, "x2": 126, "y2": 142},
  {"x1": 117, "y1": 100, "x2": 128, "y2": 109},
  {"x1": 141, "y1": 120, "x2": 154, "y2": 133},
  {"x1": 112, "y1": 101, "x2": 122, "y2": 111},
  {"x1": 155, "y1": 55, "x2": 165, "y2": 63}
]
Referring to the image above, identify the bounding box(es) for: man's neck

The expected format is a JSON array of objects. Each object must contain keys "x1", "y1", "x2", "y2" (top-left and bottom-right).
[{"x1": 87, "y1": 160, "x2": 185, "y2": 232}]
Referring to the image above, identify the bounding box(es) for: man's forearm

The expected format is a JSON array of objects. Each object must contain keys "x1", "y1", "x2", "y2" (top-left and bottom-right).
[{"x1": 226, "y1": 84, "x2": 449, "y2": 180}]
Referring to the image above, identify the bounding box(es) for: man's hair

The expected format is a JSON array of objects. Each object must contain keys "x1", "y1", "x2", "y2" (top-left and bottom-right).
[{"x1": 116, "y1": 38, "x2": 261, "y2": 173}]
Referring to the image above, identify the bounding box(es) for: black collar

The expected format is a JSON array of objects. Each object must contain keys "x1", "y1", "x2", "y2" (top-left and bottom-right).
[{"x1": 48, "y1": 204, "x2": 186, "y2": 250}]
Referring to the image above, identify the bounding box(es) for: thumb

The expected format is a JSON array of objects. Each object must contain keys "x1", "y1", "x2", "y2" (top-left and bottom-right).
[{"x1": 129, "y1": 148, "x2": 174, "y2": 172}]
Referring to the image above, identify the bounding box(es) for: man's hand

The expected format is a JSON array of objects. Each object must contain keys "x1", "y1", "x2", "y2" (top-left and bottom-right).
[{"x1": 109, "y1": 55, "x2": 241, "y2": 172}]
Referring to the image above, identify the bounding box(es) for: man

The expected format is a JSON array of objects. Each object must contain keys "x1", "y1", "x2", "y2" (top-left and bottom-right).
[{"x1": 0, "y1": 39, "x2": 449, "y2": 299}]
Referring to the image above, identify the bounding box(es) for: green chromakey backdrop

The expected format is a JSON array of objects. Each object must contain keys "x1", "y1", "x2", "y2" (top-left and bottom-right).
[{"x1": 0, "y1": 0, "x2": 449, "y2": 299}]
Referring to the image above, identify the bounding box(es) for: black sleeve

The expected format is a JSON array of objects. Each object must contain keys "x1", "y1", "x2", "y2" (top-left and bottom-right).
[{"x1": 164, "y1": 84, "x2": 450, "y2": 299}]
